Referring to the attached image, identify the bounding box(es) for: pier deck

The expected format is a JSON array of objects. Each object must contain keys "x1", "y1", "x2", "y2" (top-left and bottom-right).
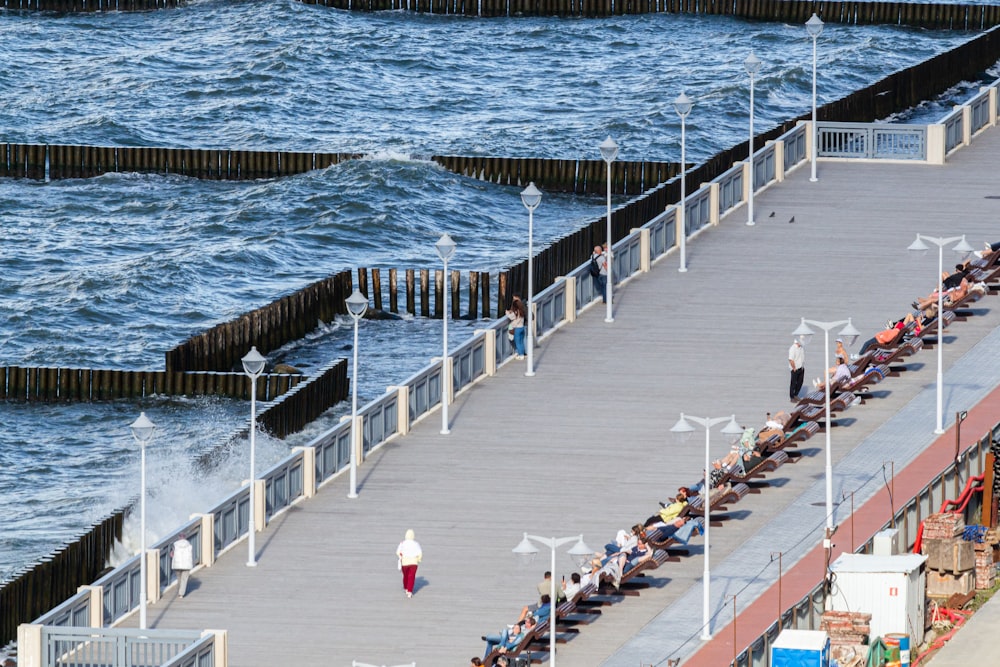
[{"x1": 122, "y1": 125, "x2": 1000, "y2": 666}]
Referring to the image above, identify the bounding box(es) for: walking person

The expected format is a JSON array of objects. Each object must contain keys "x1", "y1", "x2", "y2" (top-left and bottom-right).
[
  {"x1": 788, "y1": 337, "x2": 805, "y2": 402},
  {"x1": 396, "y1": 528, "x2": 422, "y2": 598},
  {"x1": 506, "y1": 296, "x2": 526, "y2": 360},
  {"x1": 170, "y1": 533, "x2": 194, "y2": 598}
]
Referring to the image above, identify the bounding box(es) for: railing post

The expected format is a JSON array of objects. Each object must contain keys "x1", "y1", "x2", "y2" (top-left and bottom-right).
[
  {"x1": 926, "y1": 125, "x2": 946, "y2": 165},
  {"x1": 296, "y1": 446, "x2": 316, "y2": 498},
  {"x1": 772, "y1": 140, "x2": 785, "y2": 182},
  {"x1": 78, "y1": 585, "x2": 103, "y2": 627},
  {"x1": 194, "y1": 513, "x2": 215, "y2": 567},
  {"x1": 741, "y1": 159, "x2": 752, "y2": 204},
  {"x1": 146, "y1": 548, "x2": 161, "y2": 604},
  {"x1": 703, "y1": 182, "x2": 720, "y2": 226},
  {"x1": 16, "y1": 624, "x2": 43, "y2": 667},
  {"x1": 252, "y1": 480, "x2": 266, "y2": 531},
  {"x1": 986, "y1": 86, "x2": 998, "y2": 126},
  {"x1": 554, "y1": 275, "x2": 575, "y2": 324},
  {"x1": 631, "y1": 228, "x2": 650, "y2": 272},
  {"x1": 961, "y1": 105, "x2": 972, "y2": 146},
  {"x1": 477, "y1": 331, "x2": 497, "y2": 376},
  {"x1": 205, "y1": 629, "x2": 229, "y2": 667},
  {"x1": 673, "y1": 203, "x2": 685, "y2": 252},
  {"x1": 389, "y1": 385, "x2": 410, "y2": 435}
]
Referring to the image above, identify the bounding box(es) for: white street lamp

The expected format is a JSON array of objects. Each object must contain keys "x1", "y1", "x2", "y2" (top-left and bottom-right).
[
  {"x1": 908, "y1": 234, "x2": 974, "y2": 434},
  {"x1": 670, "y1": 413, "x2": 742, "y2": 640},
  {"x1": 673, "y1": 92, "x2": 694, "y2": 272},
  {"x1": 241, "y1": 345, "x2": 266, "y2": 565},
  {"x1": 435, "y1": 233, "x2": 457, "y2": 434},
  {"x1": 513, "y1": 533, "x2": 593, "y2": 664},
  {"x1": 744, "y1": 51, "x2": 762, "y2": 227},
  {"x1": 129, "y1": 411, "x2": 156, "y2": 630},
  {"x1": 806, "y1": 14, "x2": 824, "y2": 183},
  {"x1": 520, "y1": 183, "x2": 542, "y2": 377},
  {"x1": 792, "y1": 318, "x2": 859, "y2": 535},
  {"x1": 599, "y1": 136, "x2": 618, "y2": 322},
  {"x1": 345, "y1": 289, "x2": 369, "y2": 497}
]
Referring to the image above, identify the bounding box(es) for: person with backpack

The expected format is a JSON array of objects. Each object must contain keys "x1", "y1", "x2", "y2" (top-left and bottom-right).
[{"x1": 590, "y1": 244, "x2": 608, "y2": 303}]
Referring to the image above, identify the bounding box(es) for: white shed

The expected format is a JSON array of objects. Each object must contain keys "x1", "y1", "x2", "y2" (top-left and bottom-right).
[{"x1": 829, "y1": 553, "x2": 927, "y2": 645}]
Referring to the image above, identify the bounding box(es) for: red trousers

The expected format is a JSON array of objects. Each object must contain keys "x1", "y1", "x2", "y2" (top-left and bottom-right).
[{"x1": 401, "y1": 564, "x2": 418, "y2": 593}]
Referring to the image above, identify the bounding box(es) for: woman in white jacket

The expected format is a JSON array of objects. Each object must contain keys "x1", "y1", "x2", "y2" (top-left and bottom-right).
[{"x1": 396, "y1": 529, "x2": 422, "y2": 598}]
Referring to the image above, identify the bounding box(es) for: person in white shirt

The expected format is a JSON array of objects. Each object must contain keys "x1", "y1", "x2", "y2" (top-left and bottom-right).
[
  {"x1": 396, "y1": 529, "x2": 422, "y2": 598},
  {"x1": 170, "y1": 534, "x2": 194, "y2": 598}
]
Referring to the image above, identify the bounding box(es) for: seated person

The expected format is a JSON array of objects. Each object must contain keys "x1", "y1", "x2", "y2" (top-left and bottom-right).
[
  {"x1": 643, "y1": 488, "x2": 689, "y2": 527},
  {"x1": 516, "y1": 594, "x2": 551, "y2": 624},
  {"x1": 562, "y1": 572, "x2": 582, "y2": 600},
  {"x1": 834, "y1": 339, "x2": 849, "y2": 365},
  {"x1": 645, "y1": 515, "x2": 703, "y2": 545},
  {"x1": 605, "y1": 523, "x2": 646, "y2": 553},
  {"x1": 483, "y1": 621, "x2": 525, "y2": 658},
  {"x1": 813, "y1": 361, "x2": 850, "y2": 392},
  {"x1": 470, "y1": 659, "x2": 483, "y2": 667},
  {"x1": 914, "y1": 277, "x2": 969, "y2": 310},
  {"x1": 716, "y1": 427, "x2": 757, "y2": 472}
]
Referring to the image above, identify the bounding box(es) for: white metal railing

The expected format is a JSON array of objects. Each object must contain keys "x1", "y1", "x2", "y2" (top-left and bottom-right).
[{"x1": 29, "y1": 69, "x2": 1000, "y2": 661}]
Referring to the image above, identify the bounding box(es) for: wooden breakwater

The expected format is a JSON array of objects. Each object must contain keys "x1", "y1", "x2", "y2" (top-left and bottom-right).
[
  {"x1": 0, "y1": 366, "x2": 303, "y2": 402},
  {"x1": 431, "y1": 156, "x2": 680, "y2": 196},
  {"x1": 0, "y1": 143, "x2": 360, "y2": 181},
  {"x1": 1, "y1": 0, "x2": 176, "y2": 9},
  {"x1": 0, "y1": 508, "x2": 123, "y2": 645},
  {"x1": 306, "y1": 0, "x2": 1000, "y2": 29},
  {"x1": 165, "y1": 272, "x2": 354, "y2": 373}
]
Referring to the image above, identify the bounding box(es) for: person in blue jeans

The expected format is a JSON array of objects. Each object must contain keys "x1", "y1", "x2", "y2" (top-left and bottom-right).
[
  {"x1": 506, "y1": 296, "x2": 527, "y2": 359},
  {"x1": 483, "y1": 619, "x2": 526, "y2": 658}
]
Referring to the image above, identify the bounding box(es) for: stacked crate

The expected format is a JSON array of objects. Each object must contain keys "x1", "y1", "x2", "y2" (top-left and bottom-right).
[
  {"x1": 921, "y1": 514, "x2": 975, "y2": 598},
  {"x1": 821, "y1": 610, "x2": 870, "y2": 666}
]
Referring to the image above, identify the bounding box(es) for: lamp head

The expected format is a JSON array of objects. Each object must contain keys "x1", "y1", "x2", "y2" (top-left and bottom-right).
[
  {"x1": 721, "y1": 415, "x2": 743, "y2": 445},
  {"x1": 130, "y1": 411, "x2": 156, "y2": 445},
  {"x1": 952, "y1": 235, "x2": 974, "y2": 256},
  {"x1": 241, "y1": 346, "x2": 267, "y2": 379},
  {"x1": 907, "y1": 234, "x2": 929, "y2": 255},
  {"x1": 792, "y1": 318, "x2": 815, "y2": 345},
  {"x1": 435, "y1": 232, "x2": 457, "y2": 263},
  {"x1": 806, "y1": 13, "x2": 824, "y2": 38},
  {"x1": 744, "y1": 51, "x2": 762, "y2": 76},
  {"x1": 670, "y1": 413, "x2": 695, "y2": 443},
  {"x1": 673, "y1": 92, "x2": 694, "y2": 119},
  {"x1": 838, "y1": 318, "x2": 860, "y2": 347},
  {"x1": 520, "y1": 182, "x2": 542, "y2": 211},
  {"x1": 599, "y1": 136, "x2": 619, "y2": 164},
  {"x1": 568, "y1": 536, "x2": 593, "y2": 568},
  {"x1": 513, "y1": 533, "x2": 539, "y2": 567},
  {"x1": 345, "y1": 289, "x2": 369, "y2": 321}
]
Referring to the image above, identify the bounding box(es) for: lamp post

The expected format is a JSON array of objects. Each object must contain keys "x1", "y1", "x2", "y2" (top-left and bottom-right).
[
  {"x1": 129, "y1": 412, "x2": 156, "y2": 630},
  {"x1": 435, "y1": 233, "x2": 457, "y2": 434},
  {"x1": 806, "y1": 14, "x2": 824, "y2": 183},
  {"x1": 520, "y1": 183, "x2": 542, "y2": 377},
  {"x1": 241, "y1": 346, "x2": 266, "y2": 565},
  {"x1": 792, "y1": 318, "x2": 859, "y2": 533},
  {"x1": 670, "y1": 413, "x2": 743, "y2": 640},
  {"x1": 674, "y1": 92, "x2": 694, "y2": 272},
  {"x1": 744, "y1": 51, "x2": 761, "y2": 227},
  {"x1": 345, "y1": 289, "x2": 369, "y2": 497},
  {"x1": 599, "y1": 136, "x2": 618, "y2": 321},
  {"x1": 513, "y1": 533, "x2": 593, "y2": 665},
  {"x1": 907, "y1": 234, "x2": 974, "y2": 434}
]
